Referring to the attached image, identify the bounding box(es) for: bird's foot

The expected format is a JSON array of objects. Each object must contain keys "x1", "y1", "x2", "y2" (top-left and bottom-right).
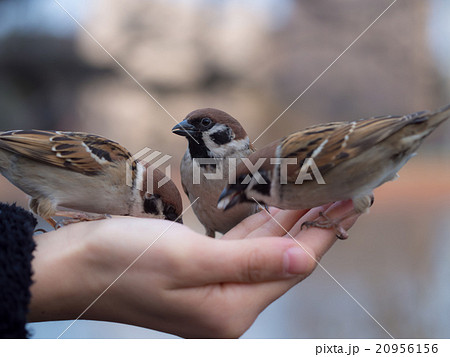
[
  {"x1": 54, "y1": 211, "x2": 112, "y2": 229},
  {"x1": 301, "y1": 211, "x2": 349, "y2": 240},
  {"x1": 300, "y1": 195, "x2": 374, "y2": 240},
  {"x1": 34, "y1": 228, "x2": 48, "y2": 234},
  {"x1": 45, "y1": 217, "x2": 59, "y2": 230}
]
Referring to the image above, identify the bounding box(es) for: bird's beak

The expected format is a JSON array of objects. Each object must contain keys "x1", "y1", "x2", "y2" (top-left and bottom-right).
[
  {"x1": 172, "y1": 120, "x2": 197, "y2": 137},
  {"x1": 217, "y1": 187, "x2": 245, "y2": 211}
]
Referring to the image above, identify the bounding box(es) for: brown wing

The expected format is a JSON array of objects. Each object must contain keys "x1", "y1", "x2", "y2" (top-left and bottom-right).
[
  {"x1": 280, "y1": 113, "x2": 424, "y2": 182},
  {"x1": 0, "y1": 130, "x2": 132, "y2": 175}
]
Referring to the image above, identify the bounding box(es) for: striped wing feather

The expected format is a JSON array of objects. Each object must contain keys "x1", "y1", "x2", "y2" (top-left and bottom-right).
[
  {"x1": 0, "y1": 130, "x2": 131, "y2": 175},
  {"x1": 280, "y1": 113, "x2": 424, "y2": 182}
]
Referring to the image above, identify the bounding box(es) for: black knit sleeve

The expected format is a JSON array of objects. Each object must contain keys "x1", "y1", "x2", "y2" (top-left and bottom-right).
[{"x1": 0, "y1": 203, "x2": 37, "y2": 339}]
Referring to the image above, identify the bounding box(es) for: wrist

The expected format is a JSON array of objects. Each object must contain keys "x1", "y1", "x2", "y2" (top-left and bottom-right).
[{"x1": 28, "y1": 224, "x2": 99, "y2": 322}]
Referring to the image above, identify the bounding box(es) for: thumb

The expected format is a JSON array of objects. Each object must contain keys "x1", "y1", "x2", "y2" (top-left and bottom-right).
[{"x1": 193, "y1": 237, "x2": 317, "y2": 284}]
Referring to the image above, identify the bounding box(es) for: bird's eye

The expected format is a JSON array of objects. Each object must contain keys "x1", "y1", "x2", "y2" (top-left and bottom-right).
[{"x1": 201, "y1": 117, "x2": 212, "y2": 127}]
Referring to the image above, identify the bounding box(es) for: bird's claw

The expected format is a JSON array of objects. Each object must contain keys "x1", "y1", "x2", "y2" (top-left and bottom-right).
[
  {"x1": 54, "y1": 212, "x2": 112, "y2": 229},
  {"x1": 34, "y1": 228, "x2": 48, "y2": 234},
  {"x1": 301, "y1": 211, "x2": 349, "y2": 240}
]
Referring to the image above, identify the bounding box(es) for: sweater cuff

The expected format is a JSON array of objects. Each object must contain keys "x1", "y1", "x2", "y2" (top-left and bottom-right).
[{"x1": 0, "y1": 203, "x2": 37, "y2": 338}]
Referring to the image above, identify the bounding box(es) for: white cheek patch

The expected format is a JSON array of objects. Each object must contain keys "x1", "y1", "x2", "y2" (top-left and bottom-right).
[
  {"x1": 202, "y1": 131, "x2": 220, "y2": 150},
  {"x1": 209, "y1": 123, "x2": 230, "y2": 136},
  {"x1": 204, "y1": 137, "x2": 250, "y2": 158},
  {"x1": 202, "y1": 124, "x2": 232, "y2": 150},
  {"x1": 202, "y1": 123, "x2": 249, "y2": 158}
]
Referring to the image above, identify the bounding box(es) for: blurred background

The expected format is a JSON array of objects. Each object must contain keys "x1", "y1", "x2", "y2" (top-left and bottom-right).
[{"x1": 0, "y1": 0, "x2": 449, "y2": 338}]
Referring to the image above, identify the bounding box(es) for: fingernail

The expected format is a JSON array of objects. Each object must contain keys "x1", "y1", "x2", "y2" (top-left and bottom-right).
[{"x1": 283, "y1": 247, "x2": 308, "y2": 275}]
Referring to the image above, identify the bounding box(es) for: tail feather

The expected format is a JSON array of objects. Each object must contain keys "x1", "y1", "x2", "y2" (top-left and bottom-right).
[
  {"x1": 427, "y1": 103, "x2": 450, "y2": 128},
  {"x1": 399, "y1": 103, "x2": 450, "y2": 148}
]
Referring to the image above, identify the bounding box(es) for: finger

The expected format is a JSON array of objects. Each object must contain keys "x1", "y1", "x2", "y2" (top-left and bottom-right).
[
  {"x1": 291, "y1": 200, "x2": 357, "y2": 261},
  {"x1": 222, "y1": 209, "x2": 274, "y2": 240},
  {"x1": 232, "y1": 202, "x2": 360, "y2": 310},
  {"x1": 288, "y1": 203, "x2": 334, "y2": 237},
  {"x1": 244, "y1": 208, "x2": 309, "y2": 239},
  {"x1": 224, "y1": 273, "x2": 307, "y2": 315},
  {"x1": 181, "y1": 236, "x2": 316, "y2": 286},
  {"x1": 225, "y1": 203, "x2": 356, "y2": 308},
  {"x1": 249, "y1": 203, "x2": 332, "y2": 240},
  {"x1": 224, "y1": 207, "x2": 309, "y2": 240}
]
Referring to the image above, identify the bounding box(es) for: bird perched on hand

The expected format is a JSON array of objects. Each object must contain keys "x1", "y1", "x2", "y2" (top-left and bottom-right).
[
  {"x1": 218, "y1": 104, "x2": 450, "y2": 239},
  {"x1": 0, "y1": 130, "x2": 183, "y2": 228},
  {"x1": 172, "y1": 108, "x2": 258, "y2": 237}
]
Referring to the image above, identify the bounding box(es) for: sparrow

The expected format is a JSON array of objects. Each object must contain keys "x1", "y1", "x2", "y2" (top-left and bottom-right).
[
  {"x1": 218, "y1": 104, "x2": 450, "y2": 239},
  {"x1": 0, "y1": 130, "x2": 183, "y2": 228},
  {"x1": 172, "y1": 108, "x2": 259, "y2": 237}
]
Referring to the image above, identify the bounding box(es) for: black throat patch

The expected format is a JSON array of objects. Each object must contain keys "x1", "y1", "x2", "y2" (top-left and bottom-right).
[{"x1": 187, "y1": 137, "x2": 212, "y2": 159}]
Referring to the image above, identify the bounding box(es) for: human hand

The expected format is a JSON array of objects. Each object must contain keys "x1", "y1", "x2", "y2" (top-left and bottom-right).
[{"x1": 29, "y1": 199, "x2": 358, "y2": 338}]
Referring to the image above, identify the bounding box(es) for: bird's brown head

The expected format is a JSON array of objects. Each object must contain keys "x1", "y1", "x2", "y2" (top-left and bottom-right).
[
  {"x1": 142, "y1": 168, "x2": 183, "y2": 223},
  {"x1": 172, "y1": 108, "x2": 251, "y2": 158}
]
